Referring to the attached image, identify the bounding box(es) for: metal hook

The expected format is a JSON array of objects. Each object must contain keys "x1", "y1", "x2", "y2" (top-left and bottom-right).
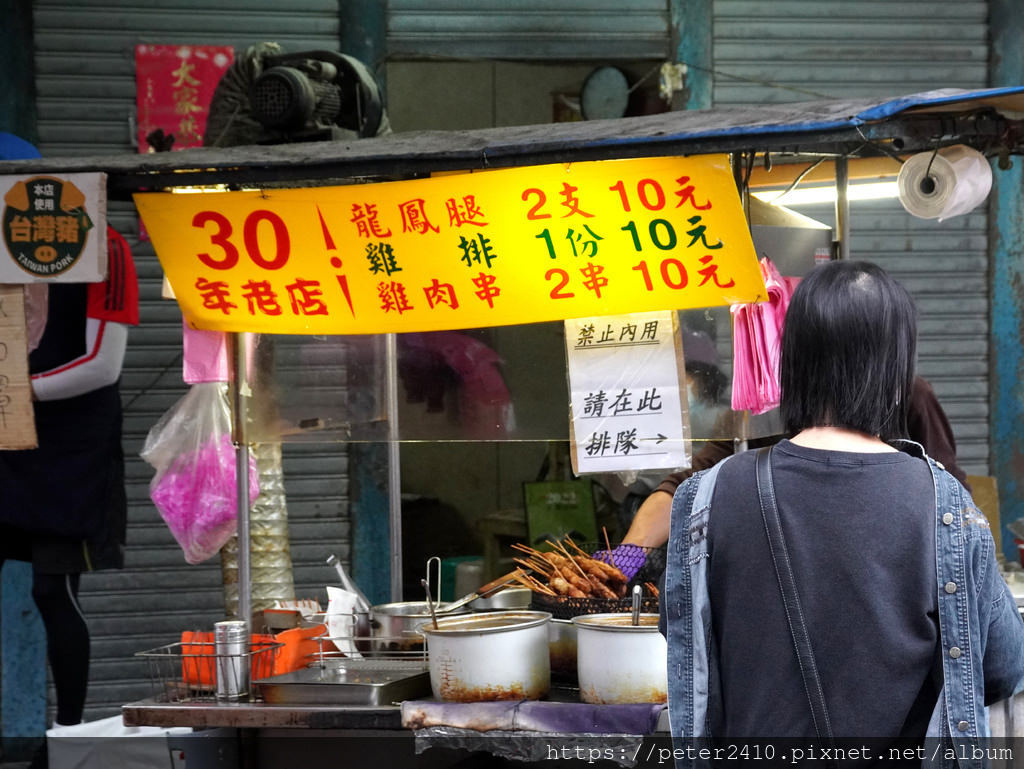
[{"x1": 426, "y1": 556, "x2": 442, "y2": 602}]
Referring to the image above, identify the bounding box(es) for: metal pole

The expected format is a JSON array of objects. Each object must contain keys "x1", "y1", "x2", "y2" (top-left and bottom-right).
[
  {"x1": 385, "y1": 333, "x2": 403, "y2": 601},
  {"x1": 731, "y1": 151, "x2": 751, "y2": 219},
  {"x1": 834, "y1": 156, "x2": 850, "y2": 260},
  {"x1": 229, "y1": 332, "x2": 252, "y2": 631},
  {"x1": 338, "y1": 0, "x2": 388, "y2": 96}
]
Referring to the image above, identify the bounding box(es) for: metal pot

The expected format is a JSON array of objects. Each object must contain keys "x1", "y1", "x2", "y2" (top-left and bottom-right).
[
  {"x1": 573, "y1": 613, "x2": 667, "y2": 704},
  {"x1": 370, "y1": 601, "x2": 469, "y2": 654},
  {"x1": 419, "y1": 610, "x2": 551, "y2": 702},
  {"x1": 548, "y1": 618, "x2": 577, "y2": 678},
  {"x1": 471, "y1": 586, "x2": 531, "y2": 611}
]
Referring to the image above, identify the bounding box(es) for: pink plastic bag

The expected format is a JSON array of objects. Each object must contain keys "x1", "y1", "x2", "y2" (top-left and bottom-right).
[
  {"x1": 182, "y1": 323, "x2": 230, "y2": 384},
  {"x1": 182, "y1": 322, "x2": 260, "y2": 385},
  {"x1": 141, "y1": 382, "x2": 260, "y2": 564},
  {"x1": 731, "y1": 258, "x2": 799, "y2": 414}
]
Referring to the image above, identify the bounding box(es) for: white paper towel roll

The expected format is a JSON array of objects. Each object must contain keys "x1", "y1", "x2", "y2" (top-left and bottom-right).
[{"x1": 897, "y1": 144, "x2": 992, "y2": 221}]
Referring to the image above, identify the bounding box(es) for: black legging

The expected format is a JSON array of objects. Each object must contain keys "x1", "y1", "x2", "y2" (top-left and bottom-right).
[{"x1": 29, "y1": 571, "x2": 90, "y2": 725}]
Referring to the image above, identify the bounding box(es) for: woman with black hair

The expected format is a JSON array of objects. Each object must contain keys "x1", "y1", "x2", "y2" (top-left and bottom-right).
[{"x1": 662, "y1": 260, "x2": 1024, "y2": 761}]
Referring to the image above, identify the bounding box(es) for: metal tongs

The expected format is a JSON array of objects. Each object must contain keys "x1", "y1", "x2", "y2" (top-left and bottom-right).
[
  {"x1": 434, "y1": 568, "x2": 529, "y2": 614},
  {"x1": 420, "y1": 578, "x2": 440, "y2": 629}
]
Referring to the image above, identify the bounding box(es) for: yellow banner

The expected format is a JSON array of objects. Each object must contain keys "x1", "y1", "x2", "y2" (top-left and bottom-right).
[{"x1": 134, "y1": 155, "x2": 765, "y2": 335}]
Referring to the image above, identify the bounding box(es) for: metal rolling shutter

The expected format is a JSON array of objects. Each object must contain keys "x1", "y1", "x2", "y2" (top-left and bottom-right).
[
  {"x1": 388, "y1": 0, "x2": 671, "y2": 60},
  {"x1": 713, "y1": 0, "x2": 992, "y2": 475},
  {"x1": 713, "y1": 1, "x2": 989, "y2": 104},
  {"x1": 769, "y1": 201, "x2": 991, "y2": 475},
  {"x1": 32, "y1": 0, "x2": 351, "y2": 720}
]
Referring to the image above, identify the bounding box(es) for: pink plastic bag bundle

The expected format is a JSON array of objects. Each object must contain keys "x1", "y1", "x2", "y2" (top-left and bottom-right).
[
  {"x1": 141, "y1": 383, "x2": 260, "y2": 564},
  {"x1": 730, "y1": 258, "x2": 799, "y2": 414},
  {"x1": 181, "y1": 321, "x2": 259, "y2": 384},
  {"x1": 182, "y1": 323, "x2": 230, "y2": 384}
]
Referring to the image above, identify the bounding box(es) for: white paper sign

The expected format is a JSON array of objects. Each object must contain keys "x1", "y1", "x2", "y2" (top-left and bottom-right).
[
  {"x1": 0, "y1": 172, "x2": 107, "y2": 283},
  {"x1": 565, "y1": 310, "x2": 691, "y2": 475}
]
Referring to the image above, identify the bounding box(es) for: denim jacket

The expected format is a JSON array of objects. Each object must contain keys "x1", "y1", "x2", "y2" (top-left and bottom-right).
[{"x1": 663, "y1": 441, "x2": 1024, "y2": 768}]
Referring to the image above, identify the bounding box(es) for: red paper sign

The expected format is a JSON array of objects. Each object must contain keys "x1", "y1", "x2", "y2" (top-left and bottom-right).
[{"x1": 135, "y1": 44, "x2": 234, "y2": 152}]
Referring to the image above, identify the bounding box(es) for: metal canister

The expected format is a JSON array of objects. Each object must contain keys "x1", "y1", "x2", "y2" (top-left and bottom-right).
[{"x1": 214, "y1": 620, "x2": 249, "y2": 702}]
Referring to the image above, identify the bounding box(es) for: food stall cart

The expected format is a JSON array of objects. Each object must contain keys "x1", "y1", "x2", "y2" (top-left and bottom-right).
[{"x1": 5, "y1": 85, "x2": 1024, "y2": 766}]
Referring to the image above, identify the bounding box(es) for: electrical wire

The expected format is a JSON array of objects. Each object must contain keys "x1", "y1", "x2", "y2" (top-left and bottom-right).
[
  {"x1": 397, "y1": 51, "x2": 835, "y2": 101},
  {"x1": 762, "y1": 157, "x2": 826, "y2": 203},
  {"x1": 674, "y1": 60, "x2": 835, "y2": 100},
  {"x1": 853, "y1": 126, "x2": 908, "y2": 163}
]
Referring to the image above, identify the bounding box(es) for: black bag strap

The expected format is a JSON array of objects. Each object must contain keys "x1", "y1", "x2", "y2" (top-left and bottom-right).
[{"x1": 755, "y1": 446, "x2": 835, "y2": 745}]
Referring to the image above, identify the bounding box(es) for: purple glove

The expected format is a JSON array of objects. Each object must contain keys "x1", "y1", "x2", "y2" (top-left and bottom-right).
[{"x1": 592, "y1": 544, "x2": 647, "y2": 581}]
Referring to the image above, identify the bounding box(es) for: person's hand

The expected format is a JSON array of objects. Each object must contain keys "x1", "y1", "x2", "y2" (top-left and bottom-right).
[
  {"x1": 593, "y1": 543, "x2": 648, "y2": 581},
  {"x1": 621, "y1": 489, "x2": 673, "y2": 549},
  {"x1": 592, "y1": 488, "x2": 677, "y2": 579}
]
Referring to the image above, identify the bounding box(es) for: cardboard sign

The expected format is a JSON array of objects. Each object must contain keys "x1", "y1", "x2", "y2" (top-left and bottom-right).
[
  {"x1": 566, "y1": 310, "x2": 690, "y2": 475},
  {"x1": 0, "y1": 172, "x2": 107, "y2": 283},
  {"x1": 134, "y1": 155, "x2": 766, "y2": 335},
  {"x1": 0, "y1": 285, "x2": 37, "y2": 449}
]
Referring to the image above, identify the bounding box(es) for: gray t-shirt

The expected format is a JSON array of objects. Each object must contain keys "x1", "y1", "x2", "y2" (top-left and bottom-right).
[{"x1": 707, "y1": 439, "x2": 939, "y2": 740}]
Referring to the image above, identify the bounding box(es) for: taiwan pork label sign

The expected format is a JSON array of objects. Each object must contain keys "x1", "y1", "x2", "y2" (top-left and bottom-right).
[
  {"x1": 0, "y1": 172, "x2": 107, "y2": 283},
  {"x1": 134, "y1": 155, "x2": 764, "y2": 335}
]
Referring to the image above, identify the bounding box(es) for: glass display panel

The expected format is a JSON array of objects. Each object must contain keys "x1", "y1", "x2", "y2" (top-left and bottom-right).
[{"x1": 240, "y1": 305, "x2": 775, "y2": 467}]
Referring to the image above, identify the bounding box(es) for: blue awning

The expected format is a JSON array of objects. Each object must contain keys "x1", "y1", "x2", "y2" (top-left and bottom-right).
[{"x1": 2, "y1": 86, "x2": 1023, "y2": 193}]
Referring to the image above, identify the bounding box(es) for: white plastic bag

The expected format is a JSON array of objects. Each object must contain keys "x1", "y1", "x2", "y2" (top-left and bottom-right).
[
  {"x1": 325, "y1": 585, "x2": 363, "y2": 658},
  {"x1": 141, "y1": 382, "x2": 259, "y2": 564}
]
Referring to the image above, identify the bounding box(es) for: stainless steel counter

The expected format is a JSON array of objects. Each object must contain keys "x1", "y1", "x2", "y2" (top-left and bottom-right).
[{"x1": 121, "y1": 699, "x2": 404, "y2": 730}]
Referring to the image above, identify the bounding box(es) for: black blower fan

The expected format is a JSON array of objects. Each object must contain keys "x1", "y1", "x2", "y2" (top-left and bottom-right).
[{"x1": 204, "y1": 42, "x2": 388, "y2": 148}]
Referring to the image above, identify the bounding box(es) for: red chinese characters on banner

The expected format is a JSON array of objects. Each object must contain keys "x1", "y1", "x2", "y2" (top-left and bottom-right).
[
  {"x1": 135, "y1": 154, "x2": 768, "y2": 335},
  {"x1": 186, "y1": 174, "x2": 740, "y2": 324},
  {"x1": 135, "y1": 45, "x2": 234, "y2": 152}
]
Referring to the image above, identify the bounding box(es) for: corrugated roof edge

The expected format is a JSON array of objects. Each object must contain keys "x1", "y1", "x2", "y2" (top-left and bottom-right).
[{"x1": 1, "y1": 87, "x2": 1022, "y2": 195}]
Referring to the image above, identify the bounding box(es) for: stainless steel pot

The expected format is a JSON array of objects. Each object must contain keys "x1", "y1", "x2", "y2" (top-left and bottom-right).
[
  {"x1": 471, "y1": 586, "x2": 531, "y2": 611},
  {"x1": 370, "y1": 601, "x2": 469, "y2": 653},
  {"x1": 420, "y1": 610, "x2": 551, "y2": 702},
  {"x1": 548, "y1": 618, "x2": 577, "y2": 677},
  {"x1": 573, "y1": 613, "x2": 667, "y2": 704}
]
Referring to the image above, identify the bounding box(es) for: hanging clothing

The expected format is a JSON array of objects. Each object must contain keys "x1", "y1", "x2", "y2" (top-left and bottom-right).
[{"x1": 0, "y1": 226, "x2": 139, "y2": 573}]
